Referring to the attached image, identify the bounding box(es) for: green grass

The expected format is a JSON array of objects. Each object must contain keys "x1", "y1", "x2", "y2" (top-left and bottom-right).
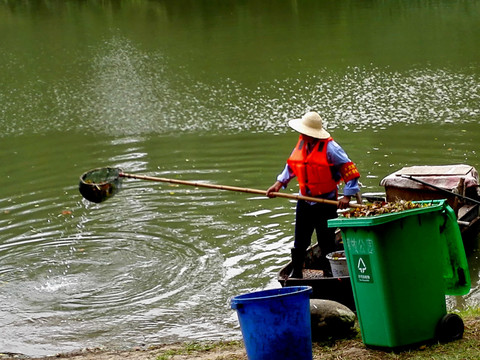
[
  {"x1": 153, "y1": 308, "x2": 480, "y2": 360},
  {"x1": 155, "y1": 340, "x2": 244, "y2": 360},
  {"x1": 312, "y1": 307, "x2": 480, "y2": 360}
]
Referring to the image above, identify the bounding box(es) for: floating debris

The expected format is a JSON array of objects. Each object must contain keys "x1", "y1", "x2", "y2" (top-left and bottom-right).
[{"x1": 342, "y1": 200, "x2": 432, "y2": 218}]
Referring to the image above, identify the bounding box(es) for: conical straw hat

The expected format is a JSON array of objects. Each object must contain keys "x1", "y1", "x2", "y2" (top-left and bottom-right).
[{"x1": 288, "y1": 111, "x2": 330, "y2": 139}]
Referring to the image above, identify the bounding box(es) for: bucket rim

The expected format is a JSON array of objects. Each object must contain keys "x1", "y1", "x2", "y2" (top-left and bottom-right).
[
  {"x1": 326, "y1": 250, "x2": 346, "y2": 261},
  {"x1": 230, "y1": 286, "x2": 312, "y2": 305}
]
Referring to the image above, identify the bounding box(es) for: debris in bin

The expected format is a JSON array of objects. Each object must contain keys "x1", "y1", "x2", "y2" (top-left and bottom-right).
[{"x1": 342, "y1": 200, "x2": 433, "y2": 218}]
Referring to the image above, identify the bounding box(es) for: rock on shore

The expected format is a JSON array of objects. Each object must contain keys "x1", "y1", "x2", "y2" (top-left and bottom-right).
[{"x1": 310, "y1": 299, "x2": 356, "y2": 340}]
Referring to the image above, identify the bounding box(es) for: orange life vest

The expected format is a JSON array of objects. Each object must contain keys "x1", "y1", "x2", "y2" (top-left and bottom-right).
[{"x1": 287, "y1": 135, "x2": 339, "y2": 196}]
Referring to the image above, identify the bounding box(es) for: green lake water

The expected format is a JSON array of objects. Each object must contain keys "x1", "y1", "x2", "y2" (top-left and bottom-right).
[{"x1": 1, "y1": 0, "x2": 480, "y2": 356}]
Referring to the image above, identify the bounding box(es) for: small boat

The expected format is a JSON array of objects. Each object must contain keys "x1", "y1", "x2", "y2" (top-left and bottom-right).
[
  {"x1": 277, "y1": 164, "x2": 480, "y2": 309},
  {"x1": 277, "y1": 230, "x2": 356, "y2": 311},
  {"x1": 380, "y1": 164, "x2": 480, "y2": 249}
]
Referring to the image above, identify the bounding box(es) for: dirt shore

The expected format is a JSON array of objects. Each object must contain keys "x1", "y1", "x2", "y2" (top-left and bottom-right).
[{"x1": 0, "y1": 342, "x2": 246, "y2": 360}]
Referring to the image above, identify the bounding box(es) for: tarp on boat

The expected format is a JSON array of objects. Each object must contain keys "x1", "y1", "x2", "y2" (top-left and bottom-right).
[
  {"x1": 380, "y1": 164, "x2": 479, "y2": 191},
  {"x1": 380, "y1": 164, "x2": 480, "y2": 212}
]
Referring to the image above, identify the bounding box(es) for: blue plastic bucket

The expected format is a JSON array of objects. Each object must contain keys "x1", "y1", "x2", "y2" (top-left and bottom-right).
[{"x1": 230, "y1": 286, "x2": 313, "y2": 360}]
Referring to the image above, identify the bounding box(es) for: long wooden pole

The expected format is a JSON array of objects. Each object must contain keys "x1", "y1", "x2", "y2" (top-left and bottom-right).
[{"x1": 120, "y1": 172, "x2": 364, "y2": 208}]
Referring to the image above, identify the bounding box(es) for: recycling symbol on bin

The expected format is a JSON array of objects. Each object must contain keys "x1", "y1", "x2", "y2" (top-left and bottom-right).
[
  {"x1": 357, "y1": 258, "x2": 367, "y2": 273},
  {"x1": 353, "y1": 255, "x2": 373, "y2": 283}
]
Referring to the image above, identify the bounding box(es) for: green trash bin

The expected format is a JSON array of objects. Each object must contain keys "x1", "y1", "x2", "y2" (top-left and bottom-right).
[{"x1": 328, "y1": 200, "x2": 470, "y2": 350}]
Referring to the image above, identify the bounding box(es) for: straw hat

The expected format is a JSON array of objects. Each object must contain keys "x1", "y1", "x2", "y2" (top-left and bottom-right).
[{"x1": 288, "y1": 111, "x2": 330, "y2": 139}]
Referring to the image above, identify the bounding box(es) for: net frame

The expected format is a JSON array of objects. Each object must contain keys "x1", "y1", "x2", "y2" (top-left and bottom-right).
[{"x1": 79, "y1": 167, "x2": 123, "y2": 203}]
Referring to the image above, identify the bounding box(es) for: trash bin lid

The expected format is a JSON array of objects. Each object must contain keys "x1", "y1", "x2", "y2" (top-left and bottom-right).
[{"x1": 328, "y1": 200, "x2": 446, "y2": 228}]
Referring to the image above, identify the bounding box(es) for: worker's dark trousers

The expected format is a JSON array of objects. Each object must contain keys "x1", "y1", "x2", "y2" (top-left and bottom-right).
[{"x1": 294, "y1": 199, "x2": 338, "y2": 257}]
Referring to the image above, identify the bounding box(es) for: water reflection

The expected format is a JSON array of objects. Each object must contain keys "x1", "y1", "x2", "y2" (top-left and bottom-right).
[
  {"x1": 2, "y1": 35, "x2": 479, "y2": 137},
  {"x1": 2, "y1": 1, "x2": 480, "y2": 137}
]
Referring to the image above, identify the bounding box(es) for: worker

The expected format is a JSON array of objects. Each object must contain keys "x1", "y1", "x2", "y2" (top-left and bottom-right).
[{"x1": 266, "y1": 111, "x2": 360, "y2": 278}]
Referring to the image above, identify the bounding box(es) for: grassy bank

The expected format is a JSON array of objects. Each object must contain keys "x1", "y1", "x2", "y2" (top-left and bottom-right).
[
  {"x1": 151, "y1": 307, "x2": 480, "y2": 360},
  {"x1": 9, "y1": 308, "x2": 480, "y2": 360}
]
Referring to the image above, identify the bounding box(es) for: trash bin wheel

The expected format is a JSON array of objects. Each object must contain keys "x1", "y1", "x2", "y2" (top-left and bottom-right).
[{"x1": 435, "y1": 313, "x2": 464, "y2": 343}]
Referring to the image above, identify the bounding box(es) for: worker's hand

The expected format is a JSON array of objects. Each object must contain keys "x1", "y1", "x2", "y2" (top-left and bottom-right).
[
  {"x1": 266, "y1": 181, "x2": 283, "y2": 198},
  {"x1": 337, "y1": 196, "x2": 351, "y2": 209}
]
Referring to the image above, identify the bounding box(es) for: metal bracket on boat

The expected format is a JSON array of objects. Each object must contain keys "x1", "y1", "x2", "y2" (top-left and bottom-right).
[{"x1": 401, "y1": 175, "x2": 480, "y2": 206}]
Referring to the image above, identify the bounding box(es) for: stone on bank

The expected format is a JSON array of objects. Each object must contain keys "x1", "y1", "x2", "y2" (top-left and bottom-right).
[{"x1": 310, "y1": 299, "x2": 356, "y2": 340}]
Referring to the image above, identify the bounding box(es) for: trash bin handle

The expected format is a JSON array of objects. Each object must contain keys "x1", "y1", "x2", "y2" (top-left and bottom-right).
[{"x1": 439, "y1": 210, "x2": 448, "y2": 234}]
